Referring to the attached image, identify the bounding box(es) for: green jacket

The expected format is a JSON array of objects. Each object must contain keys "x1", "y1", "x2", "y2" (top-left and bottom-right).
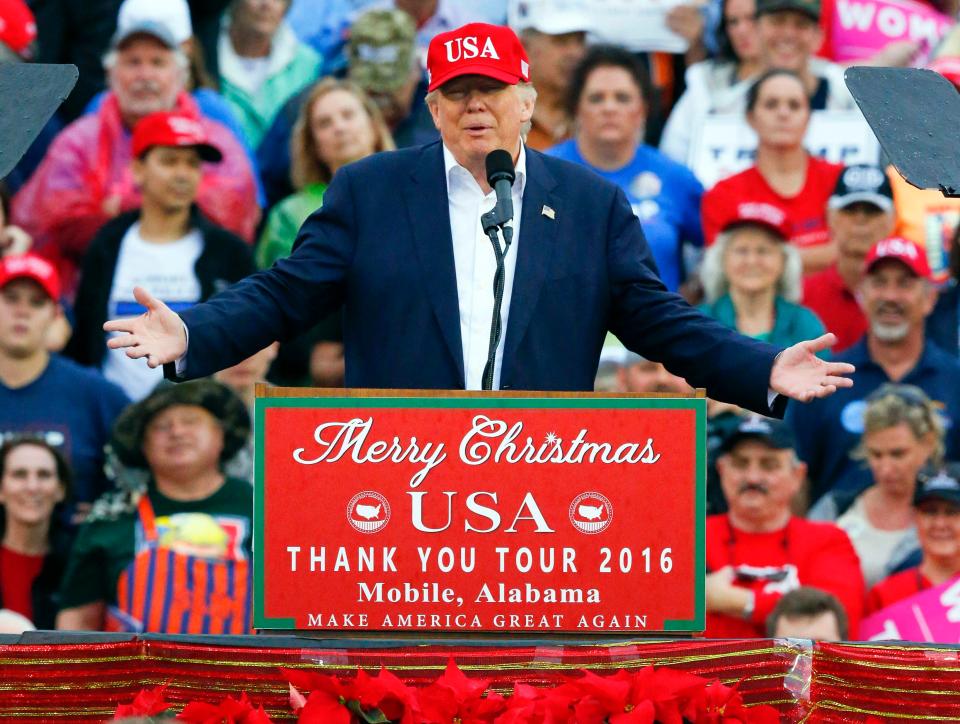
[
  {"x1": 698, "y1": 294, "x2": 830, "y2": 359},
  {"x1": 219, "y1": 23, "x2": 320, "y2": 150},
  {"x1": 256, "y1": 182, "x2": 327, "y2": 268}
]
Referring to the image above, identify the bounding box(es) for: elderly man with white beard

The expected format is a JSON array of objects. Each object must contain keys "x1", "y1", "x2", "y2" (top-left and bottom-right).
[
  {"x1": 12, "y1": 20, "x2": 259, "y2": 296},
  {"x1": 788, "y1": 237, "x2": 960, "y2": 508}
]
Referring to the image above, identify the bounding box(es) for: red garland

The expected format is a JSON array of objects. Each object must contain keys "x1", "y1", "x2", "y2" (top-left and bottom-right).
[{"x1": 114, "y1": 662, "x2": 780, "y2": 723}]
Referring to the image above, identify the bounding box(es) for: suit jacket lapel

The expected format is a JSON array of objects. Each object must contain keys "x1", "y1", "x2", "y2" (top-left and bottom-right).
[
  {"x1": 502, "y1": 149, "x2": 559, "y2": 382},
  {"x1": 404, "y1": 142, "x2": 465, "y2": 386}
]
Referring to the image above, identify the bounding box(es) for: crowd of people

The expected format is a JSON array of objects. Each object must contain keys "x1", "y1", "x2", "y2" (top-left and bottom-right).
[{"x1": 1, "y1": 0, "x2": 960, "y2": 643}]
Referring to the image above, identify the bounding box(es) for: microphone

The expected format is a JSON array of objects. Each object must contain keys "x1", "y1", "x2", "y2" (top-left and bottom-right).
[{"x1": 485, "y1": 149, "x2": 515, "y2": 226}]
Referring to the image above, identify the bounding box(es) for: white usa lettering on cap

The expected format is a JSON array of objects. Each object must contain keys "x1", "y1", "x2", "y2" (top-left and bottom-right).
[{"x1": 443, "y1": 36, "x2": 500, "y2": 62}]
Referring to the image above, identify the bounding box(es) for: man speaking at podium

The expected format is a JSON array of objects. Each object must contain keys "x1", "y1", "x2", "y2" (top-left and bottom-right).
[{"x1": 104, "y1": 23, "x2": 852, "y2": 415}]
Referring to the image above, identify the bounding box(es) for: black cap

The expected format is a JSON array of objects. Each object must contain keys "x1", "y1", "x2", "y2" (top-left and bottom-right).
[
  {"x1": 756, "y1": 0, "x2": 821, "y2": 20},
  {"x1": 829, "y1": 165, "x2": 894, "y2": 213},
  {"x1": 720, "y1": 414, "x2": 796, "y2": 454},
  {"x1": 915, "y1": 464, "x2": 960, "y2": 507}
]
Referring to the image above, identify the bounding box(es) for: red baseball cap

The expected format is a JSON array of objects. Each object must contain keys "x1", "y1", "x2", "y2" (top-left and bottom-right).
[
  {"x1": 0, "y1": 253, "x2": 60, "y2": 300},
  {"x1": 131, "y1": 112, "x2": 223, "y2": 162},
  {"x1": 865, "y1": 237, "x2": 932, "y2": 279},
  {"x1": 0, "y1": 0, "x2": 37, "y2": 59},
  {"x1": 426, "y1": 22, "x2": 530, "y2": 92},
  {"x1": 718, "y1": 201, "x2": 790, "y2": 241}
]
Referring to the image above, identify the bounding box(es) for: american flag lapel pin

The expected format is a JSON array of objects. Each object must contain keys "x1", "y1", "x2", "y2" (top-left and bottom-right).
[{"x1": 541, "y1": 205, "x2": 556, "y2": 220}]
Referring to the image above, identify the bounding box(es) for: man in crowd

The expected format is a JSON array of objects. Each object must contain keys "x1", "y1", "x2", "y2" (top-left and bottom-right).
[
  {"x1": 12, "y1": 20, "x2": 259, "y2": 295},
  {"x1": 56, "y1": 380, "x2": 253, "y2": 633},
  {"x1": 755, "y1": 0, "x2": 853, "y2": 110},
  {"x1": 513, "y1": 2, "x2": 588, "y2": 150},
  {"x1": 803, "y1": 165, "x2": 896, "y2": 353},
  {"x1": 218, "y1": 0, "x2": 320, "y2": 151},
  {"x1": 766, "y1": 586, "x2": 848, "y2": 640},
  {"x1": 705, "y1": 415, "x2": 864, "y2": 638},
  {"x1": 790, "y1": 237, "x2": 960, "y2": 504},
  {"x1": 66, "y1": 111, "x2": 254, "y2": 402},
  {"x1": 618, "y1": 352, "x2": 692, "y2": 394},
  {"x1": 0, "y1": 254, "x2": 129, "y2": 524},
  {"x1": 108, "y1": 22, "x2": 853, "y2": 416}
]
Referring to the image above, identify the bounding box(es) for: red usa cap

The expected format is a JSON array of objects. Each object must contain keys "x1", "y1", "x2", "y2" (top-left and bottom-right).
[
  {"x1": 131, "y1": 111, "x2": 223, "y2": 162},
  {"x1": 427, "y1": 23, "x2": 530, "y2": 92},
  {"x1": 0, "y1": 0, "x2": 37, "y2": 58},
  {"x1": 719, "y1": 201, "x2": 790, "y2": 240},
  {"x1": 865, "y1": 236, "x2": 932, "y2": 279},
  {"x1": 0, "y1": 253, "x2": 60, "y2": 300}
]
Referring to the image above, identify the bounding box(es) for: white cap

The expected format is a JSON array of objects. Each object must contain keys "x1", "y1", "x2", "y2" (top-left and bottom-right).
[
  {"x1": 117, "y1": 0, "x2": 192, "y2": 45},
  {"x1": 508, "y1": 0, "x2": 592, "y2": 34}
]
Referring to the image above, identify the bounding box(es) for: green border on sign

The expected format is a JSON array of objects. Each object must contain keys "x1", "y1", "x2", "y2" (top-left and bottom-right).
[{"x1": 253, "y1": 395, "x2": 707, "y2": 632}]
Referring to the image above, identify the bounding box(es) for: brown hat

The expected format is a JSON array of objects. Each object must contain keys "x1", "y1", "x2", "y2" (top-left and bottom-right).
[{"x1": 111, "y1": 379, "x2": 250, "y2": 468}]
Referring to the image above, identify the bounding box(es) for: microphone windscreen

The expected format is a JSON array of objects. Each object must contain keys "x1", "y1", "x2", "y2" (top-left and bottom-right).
[{"x1": 486, "y1": 149, "x2": 515, "y2": 186}]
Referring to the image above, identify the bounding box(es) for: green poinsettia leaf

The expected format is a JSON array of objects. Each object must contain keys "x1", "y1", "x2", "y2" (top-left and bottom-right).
[{"x1": 346, "y1": 698, "x2": 391, "y2": 723}]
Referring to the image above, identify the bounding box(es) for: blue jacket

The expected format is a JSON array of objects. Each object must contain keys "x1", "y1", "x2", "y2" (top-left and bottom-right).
[
  {"x1": 927, "y1": 280, "x2": 959, "y2": 358},
  {"x1": 171, "y1": 142, "x2": 784, "y2": 411}
]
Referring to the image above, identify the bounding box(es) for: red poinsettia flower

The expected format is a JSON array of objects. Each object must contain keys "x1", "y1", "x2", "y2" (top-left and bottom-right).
[
  {"x1": 281, "y1": 669, "x2": 356, "y2": 724},
  {"x1": 176, "y1": 691, "x2": 272, "y2": 723},
  {"x1": 354, "y1": 667, "x2": 421, "y2": 723},
  {"x1": 114, "y1": 685, "x2": 172, "y2": 718},
  {"x1": 416, "y1": 659, "x2": 507, "y2": 723}
]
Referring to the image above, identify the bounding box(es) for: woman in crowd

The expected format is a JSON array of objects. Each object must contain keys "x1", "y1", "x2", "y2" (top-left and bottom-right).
[
  {"x1": 810, "y1": 385, "x2": 944, "y2": 587},
  {"x1": 546, "y1": 45, "x2": 704, "y2": 293},
  {"x1": 701, "y1": 69, "x2": 844, "y2": 274},
  {"x1": 0, "y1": 436, "x2": 72, "y2": 630},
  {"x1": 256, "y1": 78, "x2": 393, "y2": 386},
  {"x1": 257, "y1": 78, "x2": 394, "y2": 268},
  {"x1": 867, "y1": 463, "x2": 960, "y2": 617},
  {"x1": 660, "y1": 0, "x2": 763, "y2": 165},
  {"x1": 698, "y1": 205, "x2": 827, "y2": 351}
]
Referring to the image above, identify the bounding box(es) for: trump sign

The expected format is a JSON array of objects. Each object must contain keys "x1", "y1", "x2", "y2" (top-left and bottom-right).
[{"x1": 254, "y1": 390, "x2": 706, "y2": 633}]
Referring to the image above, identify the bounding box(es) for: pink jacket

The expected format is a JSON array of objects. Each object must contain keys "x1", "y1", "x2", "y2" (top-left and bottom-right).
[{"x1": 12, "y1": 92, "x2": 260, "y2": 296}]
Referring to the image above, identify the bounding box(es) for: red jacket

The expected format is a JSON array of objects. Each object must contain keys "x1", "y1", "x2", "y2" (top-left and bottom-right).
[
  {"x1": 866, "y1": 567, "x2": 931, "y2": 617},
  {"x1": 705, "y1": 514, "x2": 865, "y2": 638}
]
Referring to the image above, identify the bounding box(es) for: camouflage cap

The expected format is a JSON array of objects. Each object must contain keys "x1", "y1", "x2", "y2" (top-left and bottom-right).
[
  {"x1": 348, "y1": 9, "x2": 417, "y2": 93},
  {"x1": 110, "y1": 379, "x2": 250, "y2": 469}
]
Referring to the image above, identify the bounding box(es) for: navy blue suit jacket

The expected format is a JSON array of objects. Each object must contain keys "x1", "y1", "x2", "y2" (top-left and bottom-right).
[{"x1": 173, "y1": 141, "x2": 785, "y2": 415}]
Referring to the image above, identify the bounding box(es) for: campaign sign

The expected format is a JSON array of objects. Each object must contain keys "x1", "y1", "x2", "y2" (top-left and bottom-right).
[
  {"x1": 588, "y1": 0, "x2": 691, "y2": 53},
  {"x1": 689, "y1": 111, "x2": 880, "y2": 189},
  {"x1": 861, "y1": 575, "x2": 960, "y2": 642},
  {"x1": 831, "y1": 0, "x2": 951, "y2": 64},
  {"x1": 254, "y1": 392, "x2": 706, "y2": 633}
]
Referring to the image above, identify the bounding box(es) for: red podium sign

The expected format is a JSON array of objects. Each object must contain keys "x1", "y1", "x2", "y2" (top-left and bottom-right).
[{"x1": 254, "y1": 391, "x2": 705, "y2": 633}]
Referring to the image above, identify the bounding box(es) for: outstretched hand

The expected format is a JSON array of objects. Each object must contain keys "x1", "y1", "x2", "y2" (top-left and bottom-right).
[
  {"x1": 103, "y1": 286, "x2": 186, "y2": 368},
  {"x1": 770, "y1": 333, "x2": 854, "y2": 403}
]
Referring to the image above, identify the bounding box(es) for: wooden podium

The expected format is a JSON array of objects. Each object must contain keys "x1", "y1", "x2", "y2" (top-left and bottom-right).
[{"x1": 253, "y1": 387, "x2": 706, "y2": 639}]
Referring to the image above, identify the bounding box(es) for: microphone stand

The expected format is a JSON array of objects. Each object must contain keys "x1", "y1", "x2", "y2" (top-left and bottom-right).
[{"x1": 480, "y1": 205, "x2": 513, "y2": 391}]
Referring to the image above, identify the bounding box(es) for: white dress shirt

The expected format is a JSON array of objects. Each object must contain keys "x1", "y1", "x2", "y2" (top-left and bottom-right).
[{"x1": 443, "y1": 143, "x2": 526, "y2": 390}]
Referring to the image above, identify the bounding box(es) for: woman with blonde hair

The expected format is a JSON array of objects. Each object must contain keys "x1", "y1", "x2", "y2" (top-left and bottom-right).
[
  {"x1": 810, "y1": 384, "x2": 945, "y2": 587},
  {"x1": 698, "y1": 206, "x2": 827, "y2": 354},
  {"x1": 256, "y1": 78, "x2": 395, "y2": 269}
]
